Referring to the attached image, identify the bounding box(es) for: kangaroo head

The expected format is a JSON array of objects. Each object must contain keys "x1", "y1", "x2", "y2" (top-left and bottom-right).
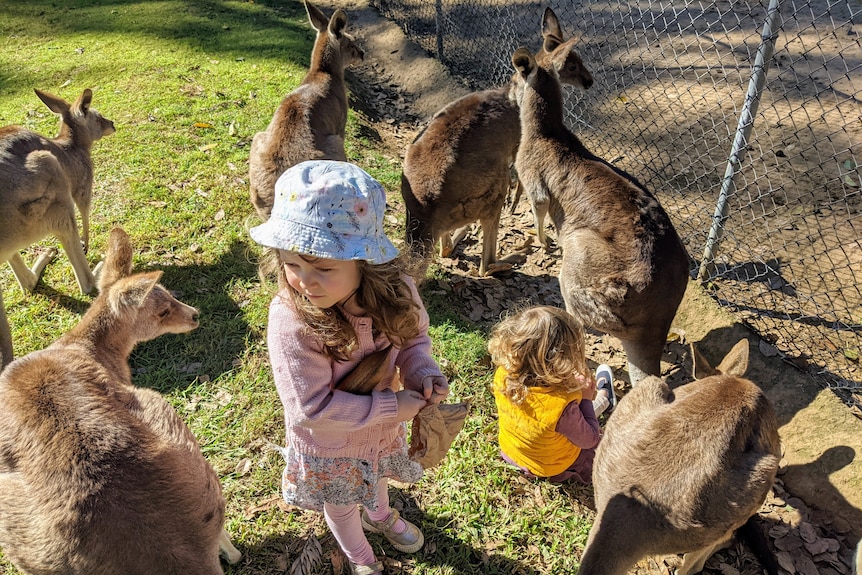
[
  {"x1": 535, "y1": 8, "x2": 593, "y2": 91},
  {"x1": 305, "y1": 1, "x2": 364, "y2": 70},
  {"x1": 542, "y1": 39, "x2": 593, "y2": 90},
  {"x1": 691, "y1": 338, "x2": 750, "y2": 379},
  {"x1": 35, "y1": 88, "x2": 116, "y2": 145},
  {"x1": 98, "y1": 228, "x2": 200, "y2": 344}
]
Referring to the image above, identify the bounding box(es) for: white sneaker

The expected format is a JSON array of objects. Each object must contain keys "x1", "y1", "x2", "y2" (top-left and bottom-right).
[{"x1": 595, "y1": 364, "x2": 616, "y2": 411}]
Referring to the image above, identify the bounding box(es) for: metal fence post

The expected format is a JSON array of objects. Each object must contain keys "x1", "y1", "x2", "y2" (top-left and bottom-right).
[
  {"x1": 435, "y1": 0, "x2": 444, "y2": 63},
  {"x1": 697, "y1": 0, "x2": 782, "y2": 281}
]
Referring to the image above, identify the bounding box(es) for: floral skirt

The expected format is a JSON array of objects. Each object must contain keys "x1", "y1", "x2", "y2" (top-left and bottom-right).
[{"x1": 280, "y1": 429, "x2": 423, "y2": 511}]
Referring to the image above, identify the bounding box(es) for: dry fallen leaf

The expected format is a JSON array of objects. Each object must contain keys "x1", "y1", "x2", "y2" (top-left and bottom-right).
[
  {"x1": 759, "y1": 339, "x2": 779, "y2": 357},
  {"x1": 776, "y1": 550, "x2": 796, "y2": 572},
  {"x1": 774, "y1": 533, "x2": 804, "y2": 551},
  {"x1": 329, "y1": 550, "x2": 345, "y2": 575},
  {"x1": 793, "y1": 553, "x2": 820, "y2": 575},
  {"x1": 234, "y1": 458, "x2": 252, "y2": 476},
  {"x1": 799, "y1": 522, "x2": 817, "y2": 543},
  {"x1": 243, "y1": 494, "x2": 283, "y2": 519}
]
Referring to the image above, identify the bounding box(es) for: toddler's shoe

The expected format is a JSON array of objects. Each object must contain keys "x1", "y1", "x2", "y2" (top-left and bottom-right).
[
  {"x1": 360, "y1": 508, "x2": 424, "y2": 553},
  {"x1": 595, "y1": 364, "x2": 617, "y2": 411},
  {"x1": 350, "y1": 560, "x2": 384, "y2": 575}
]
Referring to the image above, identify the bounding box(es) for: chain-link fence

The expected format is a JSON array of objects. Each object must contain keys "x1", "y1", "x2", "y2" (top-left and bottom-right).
[{"x1": 371, "y1": 0, "x2": 862, "y2": 390}]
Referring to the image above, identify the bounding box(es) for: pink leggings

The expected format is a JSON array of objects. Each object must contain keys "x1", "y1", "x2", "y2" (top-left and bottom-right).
[{"x1": 323, "y1": 479, "x2": 395, "y2": 566}]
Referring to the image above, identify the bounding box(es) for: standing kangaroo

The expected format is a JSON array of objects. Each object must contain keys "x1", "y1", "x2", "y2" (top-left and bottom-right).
[
  {"x1": 581, "y1": 339, "x2": 781, "y2": 575},
  {"x1": 0, "y1": 88, "x2": 114, "y2": 370},
  {"x1": 248, "y1": 0, "x2": 364, "y2": 220},
  {"x1": 0, "y1": 228, "x2": 242, "y2": 575},
  {"x1": 510, "y1": 47, "x2": 690, "y2": 384},
  {"x1": 401, "y1": 8, "x2": 593, "y2": 277}
]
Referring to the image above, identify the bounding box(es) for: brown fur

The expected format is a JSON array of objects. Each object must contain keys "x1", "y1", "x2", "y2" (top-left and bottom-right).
[
  {"x1": 582, "y1": 339, "x2": 781, "y2": 575},
  {"x1": 0, "y1": 88, "x2": 115, "y2": 370},
  {"x1": 401, "y1": 8, "x2": 593, "y2": 277},
  {"x1": 510, "y1": 48, "x2": 690, "y2": 384},
  {"x1": 0, "y1": 228, "x2": 241, "y2": 575},
  {"x1": 248, "y1": 0, "x2": 364, "y2": 220}
]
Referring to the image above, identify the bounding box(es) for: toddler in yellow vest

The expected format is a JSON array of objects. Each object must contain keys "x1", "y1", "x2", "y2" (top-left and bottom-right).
[{"x1": 488, "y1": 306, "x2": 615, "y2": 484}]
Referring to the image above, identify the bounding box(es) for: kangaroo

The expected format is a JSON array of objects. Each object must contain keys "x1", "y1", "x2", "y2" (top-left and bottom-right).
[
  {"x1": 0, "y1": 227, "x2": 242, "y2": 575},
  {"x1": 0, "y1": 88, "x2": 114, "y2": 370},
  {"x1": 248, "y1": 0, "x2": 364, "y2": 220},
  {"x1": 510, "y1": 47, "x2": 690, "y2": 384},
  {"x1": 401, "y1": 8, "x2": 593, "y2": 277},
  {"x1": 581, "y1": 339, "x2": 781, "y2": 575}
]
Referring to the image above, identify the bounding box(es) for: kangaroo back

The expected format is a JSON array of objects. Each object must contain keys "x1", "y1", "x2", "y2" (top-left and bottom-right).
[
  {"x1": 248, "y1": 0, "x2": 364, "y2": 220},
  {"x1": 0, "y1": 88, "x2": 115, "y2": 371},
  {"x1": 0, "y1": 227, "x2": 240, "y2": 575},
  {"x1": 581, "y1": 339, "x2": 780, "y2": 575}
]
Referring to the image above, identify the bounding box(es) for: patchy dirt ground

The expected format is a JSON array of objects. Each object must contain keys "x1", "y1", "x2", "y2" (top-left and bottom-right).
[{"x1": 329, "y1": 0, "x2": 862, "y2": 571}]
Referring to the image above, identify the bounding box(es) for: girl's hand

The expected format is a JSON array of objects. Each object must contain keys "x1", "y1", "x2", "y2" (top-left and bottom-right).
[
  {"x1": 396, "y1": 389, "x2": 427, "y2": 421},
  {"x1": 582, "y1": 376, "x2": 598, "y2": 401},
  {"x1": 421, "y1": 375, "x2": 449, "y2": 404}
]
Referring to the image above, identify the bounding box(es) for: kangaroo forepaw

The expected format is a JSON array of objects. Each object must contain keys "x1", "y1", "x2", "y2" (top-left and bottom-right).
[{"x1": 219, "y1": 529, "x2": 242, "y2": 565}]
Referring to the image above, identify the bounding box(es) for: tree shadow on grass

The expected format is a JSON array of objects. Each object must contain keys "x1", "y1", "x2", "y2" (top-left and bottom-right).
[{"x1": 1, "y1": 0, "x2": 318, "y2": 96}]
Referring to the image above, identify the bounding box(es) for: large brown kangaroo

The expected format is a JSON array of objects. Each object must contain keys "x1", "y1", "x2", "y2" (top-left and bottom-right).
[
  {"x1": 0, "y1": 88, "x2": 114, "y2": 370},
  {"x1": 0, "y1": 228, "x2": 241, "y2": 575},
  {"x1": 582, "y1": 339, "x2": 781, "y2": 575},
  {"x1": 401, "y1": 8, "x2": 593, "y2": 277},
  {"x1": 248, "y1": 0, "x2": 364, "y2": 220},
  {"x1": 510, "y1": 47, "x2": 690, "y2": 384}
]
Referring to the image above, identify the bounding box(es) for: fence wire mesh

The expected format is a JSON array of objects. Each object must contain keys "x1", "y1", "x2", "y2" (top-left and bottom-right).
[{"x1": 372, "y1": 0, "x2": 862, "y2": 390}]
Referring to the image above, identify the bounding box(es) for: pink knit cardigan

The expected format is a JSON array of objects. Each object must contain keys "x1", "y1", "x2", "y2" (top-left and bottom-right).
[{"x1": 267, "y1": 276, "x2": 444, "y2": 461}]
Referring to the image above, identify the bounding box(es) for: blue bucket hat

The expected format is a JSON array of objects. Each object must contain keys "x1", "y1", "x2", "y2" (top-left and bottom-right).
[{"x1": 249, "y1": 160, "x2": 399, "y2": 264}]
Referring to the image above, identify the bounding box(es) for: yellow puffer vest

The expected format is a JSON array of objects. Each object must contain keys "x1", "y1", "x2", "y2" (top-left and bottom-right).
[{"x1": 493, "y1": 367, "x2": 582, "y2": 477}]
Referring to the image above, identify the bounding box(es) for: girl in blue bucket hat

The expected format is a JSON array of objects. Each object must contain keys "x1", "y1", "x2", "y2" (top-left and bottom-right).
[{"x1": 250, "y1": 160, "x2": 449, "y2": 575}]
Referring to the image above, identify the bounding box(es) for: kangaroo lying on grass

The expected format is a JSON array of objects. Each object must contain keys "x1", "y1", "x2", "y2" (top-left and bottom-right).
[
  {"x1": 0, "y1": 88, "x2": 114, "y2": 370},
  {"x1": 401, "y1": 8, "x2": 593, "y2": 277},
  {"x1": 510, "y1": 47, "x2": 690, "y2": 384},
  {"x1": 0, "y1": 227, "x2": 241, "y2": 575},
  {"x1": 249, "y1": 0, "x2": 364, "y2": 220},
  {"x1": 582, "y1": 339, "x2": 781, "y2": 575}
]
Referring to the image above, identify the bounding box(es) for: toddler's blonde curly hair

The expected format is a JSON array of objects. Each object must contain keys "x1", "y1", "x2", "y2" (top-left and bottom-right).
[{"x1": 487, "y1": 306, "x2": 590, "y2": 404}]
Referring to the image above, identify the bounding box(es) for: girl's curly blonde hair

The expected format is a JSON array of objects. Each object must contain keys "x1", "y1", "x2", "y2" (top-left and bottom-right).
[
  {"x1": 487, "y1": 306, "x2": 590, "y2": 404},
  {"x1": 261, "y1": 248, "x2": 424, "y2": 361}
]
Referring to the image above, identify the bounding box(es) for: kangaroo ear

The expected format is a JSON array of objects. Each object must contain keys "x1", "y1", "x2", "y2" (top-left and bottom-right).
[
  {"x1": 329, "y1": 9, "x2": 347, "y2": 37},
  {"x1": 550, "y1": 46, "x2": 572, "y2": 75},
  {"x1": 305, "y1": 0, "x2": 329, "y2": 32},
  {"x1": 715, "y1": 339, "x2": 749, "y2": 377},
  {"x1": 34, "y1": 89, "x2": 70, "y2": 115},
  {"x1": 108, "y1": 272, "x2": 163, "y2": 318},
  {"x1": 73, "y1": 88, "x2": 93, "y2": 115},
  {"x1": 98, "y1": 227, "x2": 135, "y2": 292},
  {"x1": 512, "y1": 47, "x2": 535, "y2": 77},
  {"x1": 541, "y1": 7, "x2": 564, "y2": 52},
  {"x1": 691, "y1": 342, "x2": 717, "y2": 379}
]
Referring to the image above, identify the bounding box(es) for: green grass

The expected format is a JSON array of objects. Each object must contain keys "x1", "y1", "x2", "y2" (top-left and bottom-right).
[{"x1": 0, "y1": 2, "x2": 594, "y2": 573}]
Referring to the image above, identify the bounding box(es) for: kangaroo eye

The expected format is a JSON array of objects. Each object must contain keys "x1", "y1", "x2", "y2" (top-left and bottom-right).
[{"x1": 158, "y1": 309, "x2": 171, "y2": 319}]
